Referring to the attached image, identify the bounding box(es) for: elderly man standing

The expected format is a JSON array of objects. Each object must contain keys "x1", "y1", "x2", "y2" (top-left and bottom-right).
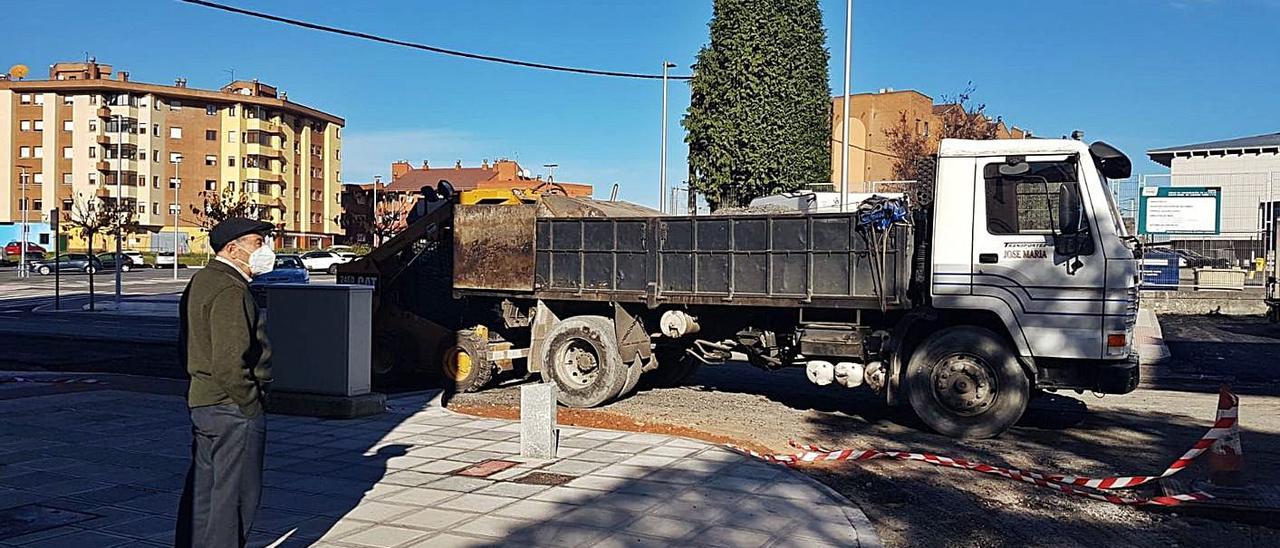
[{"x1": 175, "y1": 217, "x2": 276, "y2": 548}]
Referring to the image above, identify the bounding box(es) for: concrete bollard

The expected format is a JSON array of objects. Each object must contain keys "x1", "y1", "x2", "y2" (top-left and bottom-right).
[{"x1": 520, "y1": 383, "x2": 559, "y2": 459}]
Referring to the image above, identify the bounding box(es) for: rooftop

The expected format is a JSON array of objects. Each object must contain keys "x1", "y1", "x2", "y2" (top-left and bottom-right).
[{"x1": 1147, "y1": 132, "x2": 1280, "y2": 166}]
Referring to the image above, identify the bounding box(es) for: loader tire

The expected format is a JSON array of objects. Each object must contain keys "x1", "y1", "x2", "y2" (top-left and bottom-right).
[
  {"x1": 905, "y1": 326, "x2": 1029, "y2": 439},
  {"x1": 539, "y1": 315, "x2": 628, "y2": 408},
  {"x1": 442, "y1": 329, "x2": 495, "y2": 393}
]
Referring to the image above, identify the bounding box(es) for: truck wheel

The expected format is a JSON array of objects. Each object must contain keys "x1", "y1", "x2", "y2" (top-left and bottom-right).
[
  {"x1": 442, "y1": 329, "x2": 495, "y2": 393},
  {"x1": 539, "y1": 315, "x2": 628, "y2": 408},
  {"x1": 905, "y1": 326, "x2": 1029, "y2": 439},
  {"x1": 642, "y1": 346, "x2": 700, "y2": 388}
]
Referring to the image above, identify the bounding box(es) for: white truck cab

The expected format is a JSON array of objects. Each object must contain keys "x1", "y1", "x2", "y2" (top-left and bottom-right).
[{"x1": 929, "y1": 138, "x2": 1138, "y2": 393}]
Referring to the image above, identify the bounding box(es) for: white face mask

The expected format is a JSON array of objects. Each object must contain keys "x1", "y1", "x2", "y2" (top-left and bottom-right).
[{"x1": 247, "y1": 242, "x2": 276, "y2": 276}]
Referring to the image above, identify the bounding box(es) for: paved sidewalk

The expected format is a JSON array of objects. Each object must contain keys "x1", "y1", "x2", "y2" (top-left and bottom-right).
[{"x1": 0, "y1": 377, "x2": 878, "y2": 547}]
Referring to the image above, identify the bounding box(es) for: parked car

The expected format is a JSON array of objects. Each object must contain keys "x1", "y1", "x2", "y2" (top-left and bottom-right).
[
  {"x1": 153, "y1": 253, "x2": 187, "y2": 269},
  {"x1": 14, "y1": 251, "x2": 45, "y2": 270},
  {"x1": 122, "y1": 250, "x2": 148, "y2": 268},
  {"x1": 96, "y1": 253, "x2": 138, "y2": 272},
  {"x1": 300, "y1": 250, "x2": 352, "y2": 274},
  {"x1": 30, "y1": 253, "x2": 102, "y2": 275},
  {"x1": 5, "y1": 241, "x2": 46, "y2": 255},
  {"x1": 249, "y1": 255, "x2": 309, "y2": 307}
]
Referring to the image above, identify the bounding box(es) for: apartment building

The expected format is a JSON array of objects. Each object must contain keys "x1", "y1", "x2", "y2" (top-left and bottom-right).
[
  {"x1": 831, "y1": 89, "x2": 1030, "y2": 192},
  {"x1": 0, "y1": 61, "x2": 344, "y2": 252}
]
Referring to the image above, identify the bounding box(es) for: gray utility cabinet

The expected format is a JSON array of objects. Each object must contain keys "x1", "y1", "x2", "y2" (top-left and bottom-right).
[{"x1": 265, "y1": 284, "x2": 373, "y2": 397}]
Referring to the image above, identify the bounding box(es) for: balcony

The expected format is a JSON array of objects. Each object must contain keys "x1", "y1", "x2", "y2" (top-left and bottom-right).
[
  {"x1": 95, "y1": 160, "x2": 110, "y2": 171},
  {"x1": 97, "y1": 158, "x2": 139, "y2": 173},
  {"x1": 245, "y1": 143, "x2": 283, "y2": 158},
  {"x1": 243, "y1": 168, "x2": 282, "y2": 182},
  {"x1": 95, "y1": 134, "x2": 110, "y2": 145},
  {"x1": 246, "y1": 118, "x2": 282, "y2": 134},
  {"x1": 96, "y1": 106, "x2": 111, "y2": 119}
]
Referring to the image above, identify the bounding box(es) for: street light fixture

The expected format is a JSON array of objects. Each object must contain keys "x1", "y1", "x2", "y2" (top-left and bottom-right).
[
  {"x1": 113, "y1": 113, "x2": 123, "y2": 307},
  {"x1": 16, "y1": 165, "x2": 32, "y2": 279},
  {"x1": 659, "y1": 61, "x2": 677, "y2": 214},
  {"x1": 839, "y1": 0, "x2": 853, "y2": 213}
]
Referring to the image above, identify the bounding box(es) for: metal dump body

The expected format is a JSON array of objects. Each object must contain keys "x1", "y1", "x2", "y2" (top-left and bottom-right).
[{"x1": 454, "y1": 202, "x2": 912, "y2": 310}]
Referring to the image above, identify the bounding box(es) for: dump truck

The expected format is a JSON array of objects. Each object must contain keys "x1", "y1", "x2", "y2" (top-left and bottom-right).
[{"x1": 339, "y1": 138, "x2": 1140, "y2": 438}]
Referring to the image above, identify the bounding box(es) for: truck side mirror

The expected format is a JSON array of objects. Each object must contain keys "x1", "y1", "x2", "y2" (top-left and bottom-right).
[{"x1": 1058, "y1": 184, "x2": 1081, "y2": 235}]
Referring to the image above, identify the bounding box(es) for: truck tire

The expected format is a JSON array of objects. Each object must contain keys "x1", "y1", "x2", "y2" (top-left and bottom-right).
[
  {"x1": 641, "y1": 346, "x2": 700, "y2": 388},
  {"x1": 905, "y1": 326, "x2": 1029, "y2": 439},
  {"x1": 442, "y1": 329, "x2": 495, "y2": 393},
  {"x1": 539, "y1": 315, "x2": 628, "y2": 408},
  {"x1": 618, "y1": 356, "x2": 644, "y2": 398}
]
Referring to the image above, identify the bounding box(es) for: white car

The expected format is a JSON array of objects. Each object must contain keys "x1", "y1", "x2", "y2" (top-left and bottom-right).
[
  {"x1": 123, "y1": 250, "x2": 148, "y2": 268},
  {"x1": 300, "y1": 250, "x2": 352, "y2": 274}
]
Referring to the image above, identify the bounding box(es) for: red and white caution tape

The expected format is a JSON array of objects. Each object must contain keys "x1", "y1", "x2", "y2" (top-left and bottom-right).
[{"x1": 730, "y1": 386, "x2": 1239, "y2": 507}]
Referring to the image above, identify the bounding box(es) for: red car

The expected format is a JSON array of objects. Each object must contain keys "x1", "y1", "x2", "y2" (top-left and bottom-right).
[{"x1": 5, "y1": 241, "x2": 46, "y2": 255}]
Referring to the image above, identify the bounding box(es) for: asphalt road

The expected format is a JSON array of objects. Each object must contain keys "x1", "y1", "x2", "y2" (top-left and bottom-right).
[{"x1": 452, "y1": 315, "x2": 1280, "y2": 548}]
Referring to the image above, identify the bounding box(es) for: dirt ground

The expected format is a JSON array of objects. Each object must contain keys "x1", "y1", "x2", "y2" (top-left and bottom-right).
[{"x1": 450, "y1": 314, "x2": 1280, "y2": 548}]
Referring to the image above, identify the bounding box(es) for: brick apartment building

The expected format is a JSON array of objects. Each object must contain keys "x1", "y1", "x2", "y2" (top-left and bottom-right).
[
  {"x1": 0, "y1": 60, "x2": 344, "y2": 252},
  {"x1": 831, "y1": 89, "x2": 1030, "y2": 192},
  {"x1": 339, "y1": 159, "x2": 592, "y2": 245}
]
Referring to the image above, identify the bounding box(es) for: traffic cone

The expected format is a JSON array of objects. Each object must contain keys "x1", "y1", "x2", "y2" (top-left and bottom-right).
[{"x1": 1207, "y1": 384, "x2": 1244, "y2": 487}]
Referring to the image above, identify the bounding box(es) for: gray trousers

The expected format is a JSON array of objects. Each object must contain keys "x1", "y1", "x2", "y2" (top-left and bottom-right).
[{"x1": 174, "y1": 403, "x2": 266, "y2": 548}]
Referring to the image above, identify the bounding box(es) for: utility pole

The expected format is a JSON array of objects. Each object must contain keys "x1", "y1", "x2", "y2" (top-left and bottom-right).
[
  {"x1": 659, "y1": 61, "x2": 676, "y2": 213},
  {"x1": 839, "y1": 0, "x2": 853, "y2": 213},
  {"x1": 172, "y1": 155, "x2": 182, "y2": 280},
  {"x1": 372, "y1": 174, "x2": 380, "y2": 247},
  {"x1": 113, "y1": 114, "x2": 123, "y2": 307}
]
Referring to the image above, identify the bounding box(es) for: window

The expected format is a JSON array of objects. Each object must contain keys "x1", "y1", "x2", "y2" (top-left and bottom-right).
[
  {"x1": 227, "y1": 156, "x2": 236, "y2": 167},
  {"x1": 138, "y1": 204, "x2": 146, "y2": 213},
  {"x1": 62, "y1": 173, "x2": 72, "y2": 185},
  {"x1": 153, "y1": 149, "x2": 160, "y2": 162},
  {"x1": 88, "y1": 146, "x2": 96, "y2": 158},
  {"x1": 62, "y1": 120, "x2": 74, "y2": 132},
  {"x1": 206, "y1": 104, "x2": 218, "y2": 116},
  {"x1": 153, "y1": 176, "x2": 160, "y2": 188},
  {"x1": 226, "y1": 105, "x2": 237, "y2": 117},
  {"x1": 170, "y1": 100, "x2": 182, "y2": 111},
  {"x1": 169, "y1": 127, "x2": 182, "y2": 139},
  {"x1": 89, "y1": 120, "x2": 98, "y2": 132},
  {"x1": 62, "y1": 199, "x2": 73, "y2": 212},
  {"x1": 19, "y1": 120, "x2": 30, "y2": 131},
  {"x1": 227, "y1": 180, "x2": 236, "y2": 191},
  {"x1": 33, "y1": 94, "x2": 44, "y2": 106},
  {"x1": 63, "y1": 95, "x2": 73, "y2": 105},
  {"x1": 19, "y1": 94, "x2": 31, "y2": 104},
  {"x1": 153, "y1": 125, "x2": 160, "y2": 137},
  {"x1": 89, "y1": 173, "x2": 98, "y2": 184},
  {"x1": 138, "y1": 123, "x2": 147, "y2": 135},
  {"x1": 227, "y1": 130, "x2": 236, "y2": 143},
  {"x1": 137, "y1": 175, "x2": 145, "y2": 186},
  {"x1": 206, "y1": 179, "x2": 218, "y2": 191},
  {"x1": 169, "y1": 177, "x2": 181, "y2": 189},
  {"x1": 169, "y1": 152, "x2": 182, "y2": 163},
  {"x1": 984, "y1": 159, "x2": 1083, "y2": 235},
  {"x1": 32, "y1": 173, "x2": 43, "y2": 184},
  {"x1": 33, "y1": 120, "x2": 43, "y2": 131},
  {"x1": 205, "y1": 154, "x2": 217, "y2": 166},
  {"x1": 153, "y1": 202, "x2": 160, "y2": 215},
  {"x1": 139, "y1": 150, "x2": 147, "y2": 161},
  {"x1": 62, "y1": 146, "x2": 73, "y2": 159},
  {"x1": 33, "y1": 199, "x2": 42, "y2": 211},
  {"x1": 205, "y1": 129, "x2": 217, "y2": 141},
  {"x1": 18, "y1": 146, "x2": 30, "y2": 158}
]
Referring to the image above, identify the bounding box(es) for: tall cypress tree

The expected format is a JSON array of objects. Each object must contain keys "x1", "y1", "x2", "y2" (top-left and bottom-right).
[{"x1": 683, "y1": 0, "x2": 832, "y2": 210}]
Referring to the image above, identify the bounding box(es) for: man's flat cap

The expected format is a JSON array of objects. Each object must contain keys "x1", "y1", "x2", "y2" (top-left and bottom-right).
[{"x1": 210, "y1": 218, "x2": 274, "y2": 252}]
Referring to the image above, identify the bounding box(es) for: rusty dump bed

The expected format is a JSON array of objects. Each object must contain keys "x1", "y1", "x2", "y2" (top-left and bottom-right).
[{"x1": 453, "y1": 196, "x2": 913, "y2": 310}]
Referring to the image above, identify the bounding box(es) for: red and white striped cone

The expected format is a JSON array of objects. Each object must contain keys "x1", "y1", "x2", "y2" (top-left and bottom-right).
[{"x1": 1207, "y1": 384, "x2": 1245, "y2": 487}]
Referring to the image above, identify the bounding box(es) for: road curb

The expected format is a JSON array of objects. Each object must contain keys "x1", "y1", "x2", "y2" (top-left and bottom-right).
[{"x1": 1136, "y1": 308, "x2": 1171, "y2": 366}]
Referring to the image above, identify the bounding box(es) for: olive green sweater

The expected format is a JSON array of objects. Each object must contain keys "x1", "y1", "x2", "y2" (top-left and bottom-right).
[{"x1": 179, "y1": 259, "x2": 272, "y2": 417}]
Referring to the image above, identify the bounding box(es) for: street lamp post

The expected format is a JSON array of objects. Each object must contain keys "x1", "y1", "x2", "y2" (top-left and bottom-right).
[
  {"x1": 839, "y1": 0, "x2": 853, "y2": 212},
  {"x1": 114, "y1": 114, "x2": 123, "y2": 306},
  {"x1": 171, "y1": 155, "x2": 182, "y2": 280},
  {"x1": 371, "y1": 174, "x2": 380, "y2": 247},
  {"x1": 17, "y1": 166, "x2": 30, "y2": 279},
  {"x1": 659, "y1": 61, "x2": 676, "y2": 214}
]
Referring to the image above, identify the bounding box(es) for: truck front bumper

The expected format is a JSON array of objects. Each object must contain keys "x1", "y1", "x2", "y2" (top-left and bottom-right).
[{"x1": 1034, "y1": 353, "x2": 1140, "y2": 395}]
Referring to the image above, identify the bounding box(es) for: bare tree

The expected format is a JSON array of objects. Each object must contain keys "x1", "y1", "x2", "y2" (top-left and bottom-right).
[
  {"x1": 64, "y1": 192, "x2": 139, "y2": 309},
  {"x1": 190, "y1": 189, "x2": 256, "y2": 254},
  {"x1": 367, "y1": 194, "x2": 414, "y2": 245},
  {"x1": 885, "y1": 83, "x2": 1001, "y2": 181}
]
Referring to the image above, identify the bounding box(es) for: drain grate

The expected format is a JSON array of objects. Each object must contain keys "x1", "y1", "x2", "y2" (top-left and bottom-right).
[
  {"x1": 0, "y1": 504, "x2": 98, "y2": 540},
  {"x1": 452, "y1": 459, "x2": 520, "y2": 478},
  {"x1": 511, "y1": 472, "x2": 577, "y2": 486}
]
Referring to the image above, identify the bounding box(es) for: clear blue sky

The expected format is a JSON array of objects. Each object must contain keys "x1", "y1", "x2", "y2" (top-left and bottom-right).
[{"x1": 5, "y1": 0, "x2": 1278, "y2": 207}]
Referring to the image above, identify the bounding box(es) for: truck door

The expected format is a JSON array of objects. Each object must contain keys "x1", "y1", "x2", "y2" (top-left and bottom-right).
[{"x1": 971, "y1": 155, "x2": 1105, "y2": 359}]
